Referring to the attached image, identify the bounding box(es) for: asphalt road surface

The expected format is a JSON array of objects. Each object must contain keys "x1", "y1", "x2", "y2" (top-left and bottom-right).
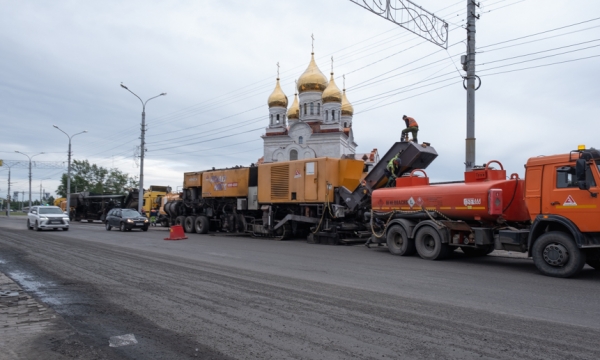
[{"x1": 1, "y1": 215, "x2": 600, "y2": 360}]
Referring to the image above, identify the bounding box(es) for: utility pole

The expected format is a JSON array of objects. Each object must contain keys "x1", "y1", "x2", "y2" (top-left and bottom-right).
[
  {"x1": 120, "y1": 84, "x2": 166, "y2": 215},
  {"x1": 53, "y1": 125, "x2": 87, "y2": 218},
  {"x1": 6, "y1": 165, "x2": 12, "y2": 217},
  {"x1": 465, "y1": 0, "x2": 479, "y2": 171},
  {"x1": 14, "y1": 151, "x2": 44, "y2": 209},
  {"x1": 349, "y1": 0, "x2": 480, "y2": 171}
]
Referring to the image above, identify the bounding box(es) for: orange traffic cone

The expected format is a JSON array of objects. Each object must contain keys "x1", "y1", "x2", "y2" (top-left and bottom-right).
[{"x1": 164, "y1": 225, "x2": 188, "y2": 240}]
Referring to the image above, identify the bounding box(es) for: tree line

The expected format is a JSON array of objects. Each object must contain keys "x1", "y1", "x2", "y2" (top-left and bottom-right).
[{"x1": 56, "y1": 160, "x2": 138, "y2": 197}]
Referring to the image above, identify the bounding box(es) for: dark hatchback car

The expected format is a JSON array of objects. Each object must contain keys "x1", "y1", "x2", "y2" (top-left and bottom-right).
[{"x1": 105, "y1": 208, "x2": 149, "y2": 232}]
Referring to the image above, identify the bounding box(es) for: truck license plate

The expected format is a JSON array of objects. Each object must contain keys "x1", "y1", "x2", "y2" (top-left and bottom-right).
[{"x1": 136, "y1": 222, "x2": 143, "y2": 226}]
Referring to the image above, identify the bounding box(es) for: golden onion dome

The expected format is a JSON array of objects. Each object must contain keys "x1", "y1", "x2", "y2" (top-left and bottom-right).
[
  {"x1": 297, "y1": 53, "x2": 328, "y2": 93},
  {"x1": 341, "y1": 89, "x2": 354, "y2": 116},
  {"x1": 322, "y1": 73, "x2": 342, "y2": 104},
  {"x1": 267, "y1": 78, "x2": 288, "y2": 108},
  {"x1": 287, "y1": 93, "x2": 300, "y2": 120}
]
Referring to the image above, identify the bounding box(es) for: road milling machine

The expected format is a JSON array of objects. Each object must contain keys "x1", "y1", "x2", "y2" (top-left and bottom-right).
[{"x1": 163, "y1": 142, "x2": 438, "y2": 242}]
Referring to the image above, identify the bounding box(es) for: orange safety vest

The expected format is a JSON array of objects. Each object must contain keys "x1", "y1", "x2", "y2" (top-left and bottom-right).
[{"x1": 406, "y1": 117, "x2": 418, "y2": 127}]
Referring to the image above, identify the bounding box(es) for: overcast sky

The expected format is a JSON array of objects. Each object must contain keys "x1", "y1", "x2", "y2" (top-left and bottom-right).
[{"x1": 1, "y1": 0, "x2": 599, "y2": 201}]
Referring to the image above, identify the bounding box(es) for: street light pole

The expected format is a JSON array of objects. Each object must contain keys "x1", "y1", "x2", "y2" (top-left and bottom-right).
[
  {"x1": 120, "y1": 83, "x2": 166, "y2": 215},
  {"x1": 4, "y1": 163, "x2": 15, "y2": 217},
  {"x1": 53, "y1": 125, "x2": 87, "y2": 218},
  {"x1": 14, "y1": 151, "x2": 44, "y2": 209}
]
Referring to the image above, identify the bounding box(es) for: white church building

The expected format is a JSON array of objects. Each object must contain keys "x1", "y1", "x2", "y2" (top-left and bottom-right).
[{"x1": 261, "y1": 52, "x2": 358, "y2": 163}]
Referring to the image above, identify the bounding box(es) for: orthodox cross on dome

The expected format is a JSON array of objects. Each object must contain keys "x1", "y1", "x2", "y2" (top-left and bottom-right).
[
  {"x1": 311, "y1": 33, "x2": 314, "y2": 53},
  {"x1": 276, "y1": 62, "x2": 280, "y2": 78},
  {"x1": 295, "y1": 79, "x2": 298, "y2": 94},
  {"x1": 330, "y1": 56, "x2": 334, "y2": 73},
  {"x1": 343, "y1": 74, "x2": 346, "y2": 89}
]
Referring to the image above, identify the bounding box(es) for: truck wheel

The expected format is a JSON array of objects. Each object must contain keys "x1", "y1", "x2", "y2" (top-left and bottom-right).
[
  {"x1": 386, "y1": 225, "x2": 416, "y2": 256},
  {"x1": 532, "y1": 232, "x2": 586, "y2": 278},
  {"x1": 105, "y1": 222, "x2": 112, "y2": 231},
  {"x1": 184, "y1": 216, "x2": 197, "y2": 233},
  {"x1": 35, "y1": 221, "x2": 41, "y2": 231},
  {"x1": 194, "y1": 216, "x2": 209, "y2": 234},
  {"x1": 415, "y1": 226, "x2": 450, "y2": 260},
  {"x1": 175, "y1": 216, "x2": 186, "y2": 228},
  {"x1": 120, "y1": 222, "x2": 126, "y2": 232}
]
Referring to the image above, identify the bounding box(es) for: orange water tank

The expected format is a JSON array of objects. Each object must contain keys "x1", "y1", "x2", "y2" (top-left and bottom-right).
[{"x1": 371, "y1": 162, "x2": 530, "y2": 223}]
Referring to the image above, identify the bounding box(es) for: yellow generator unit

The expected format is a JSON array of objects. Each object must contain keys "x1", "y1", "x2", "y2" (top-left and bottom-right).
[{"x1": 258, "y1": 157, "x2": 364, "y2": 204}]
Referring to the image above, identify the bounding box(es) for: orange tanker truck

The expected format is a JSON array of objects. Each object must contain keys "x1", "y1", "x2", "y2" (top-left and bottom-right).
[{"x1": 369, "y1": 145, "x2": 600, "y2": 278}]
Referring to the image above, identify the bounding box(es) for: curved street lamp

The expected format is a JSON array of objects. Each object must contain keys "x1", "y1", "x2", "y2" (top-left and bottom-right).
[
  {"x1": 14, "y1": 151, "x2": 45, "y2": 209},
  {"x1": 53, "y1": 125, "x2": 87, "y2": 217},
  {"x1": 120, "y1": 83, "x2": 166, "y2": 215}
]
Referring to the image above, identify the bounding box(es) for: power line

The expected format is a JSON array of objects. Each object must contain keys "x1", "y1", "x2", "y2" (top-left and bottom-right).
[
  {"x1": 480, "y1": 54, "x2": 600, "y2": 77},
  {"x1": 149, "y1": 126, "x2": 265, "y2": 152},
  {"x1": 479, "y1": 44, "x2": 600, "y2": 72},
  {"x1": 479, "y1": 16, "x2": 600, "y2": 50}
]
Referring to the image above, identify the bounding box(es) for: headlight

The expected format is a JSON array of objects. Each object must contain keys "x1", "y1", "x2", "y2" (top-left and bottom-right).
[
  {"x1": 127, "y1": 219, "x2": 133, "y2": 223},
  {"x1": 62, "y1": 217, "x2": 69, "y2": 222},
  {"x1": 39, "y1": 216, "x2": 48, "y2": 219},
  {"x1": 144, "y1": 219, "x2": 149, "y2": 223}
]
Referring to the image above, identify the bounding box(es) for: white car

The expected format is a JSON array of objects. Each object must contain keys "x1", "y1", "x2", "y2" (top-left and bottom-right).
[{"x1": 27, "y1": 206, "x2": 70, "y2": 231}]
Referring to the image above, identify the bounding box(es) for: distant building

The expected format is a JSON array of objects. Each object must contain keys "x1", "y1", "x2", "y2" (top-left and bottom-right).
[{"x1": 262, "y1": 52, "x2": 357, "y2": 163}]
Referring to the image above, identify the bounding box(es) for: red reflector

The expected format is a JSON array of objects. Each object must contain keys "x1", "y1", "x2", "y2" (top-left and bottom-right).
[{"x1": 489, "y1": 189, "x2": 503, "y2": 215}]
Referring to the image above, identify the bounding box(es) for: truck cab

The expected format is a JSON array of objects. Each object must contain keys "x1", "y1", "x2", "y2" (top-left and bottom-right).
[{"x1": 524, "y1": 146, "x2": 600, "y2": 276}]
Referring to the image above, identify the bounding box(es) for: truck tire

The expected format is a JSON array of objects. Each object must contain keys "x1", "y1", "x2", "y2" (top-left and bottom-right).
[
  {"x1": 194, "y1": 216, "x2": 209, "y2": 234},
  {"x1": 386, "y1": 225, "x2": 416, "y2": 256},
  {"x1": 415, "y1": 226, "x2": 450, "y2": 260},
  {"x1": 532, "y1": 232, "x2": 586, "y2": 278},
  {"x1": 175, "y1": 216, "x2": 186, "y2": 228},
  {"x1": 184, "y1": 216, "x2": 197, "y2": 233}
]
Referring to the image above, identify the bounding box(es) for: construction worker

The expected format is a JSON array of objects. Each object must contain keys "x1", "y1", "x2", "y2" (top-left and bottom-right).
[
  {"x1": 386, "y1": 155, "x2": 402, "y2": 187},
  {"x1": 401, "y1": 115, "x2": 419, "y2": 143},
  {"x1": 150, "y1": 207, "x2": 158, "y2": 226}
]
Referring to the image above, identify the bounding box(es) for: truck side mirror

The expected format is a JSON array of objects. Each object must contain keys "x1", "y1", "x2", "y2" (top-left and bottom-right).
[{"x1": 575, "y1": 158, "x2": 591, "y2": 191}]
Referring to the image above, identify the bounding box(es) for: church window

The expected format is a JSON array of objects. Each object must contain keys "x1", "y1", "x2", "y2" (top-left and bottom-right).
[
  {"x1": 317, "y1": 103, "x2": 320, "y2": 115},
  {"x1": 344, "y1": 122, "x2": 348, "y2": 128},
  {"x1": 304, "y1": 103, "x2": 307, "y2": 115},
  {"x1": 325, "y1": 111, "x2": 328, "y2": 121},
  {"x1": 290, "y1": 149, "x2": 298, "y2": 161},
  {"x1": 332, "y1": 110, "x2": 335, "y2": 120},
  {"x1": 299, "y1": 136, "x2": 303, "y2": 144},
  {"x1": 310, "y1": 103, "x2": 314, "y2": 115},
  {"x1": 276, "y1": 114, "x2": 280, "y2": 121}
]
